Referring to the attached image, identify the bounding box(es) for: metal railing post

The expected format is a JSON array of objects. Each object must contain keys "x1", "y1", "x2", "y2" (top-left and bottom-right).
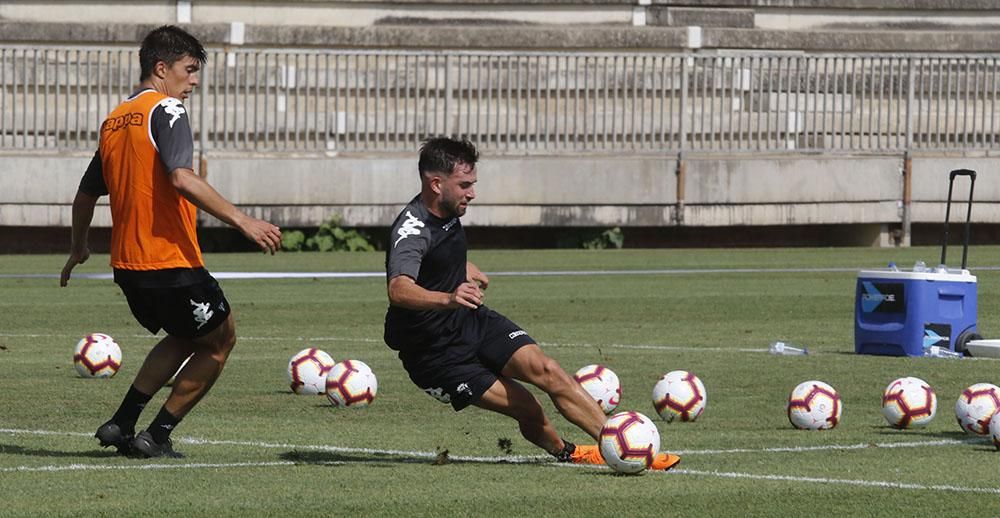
[
  {"x1": 676, "y1": 55, "x2": 689, "y2": 225},
  {"x1": 905, "y1": 57, "x2": 915, "y2": 150},
  {"x1": 901, "y1": 58, "x2": 915, "y2": 246},
  {"x1": 444, "y1": 54, "x2": 452, "y2": 137}
]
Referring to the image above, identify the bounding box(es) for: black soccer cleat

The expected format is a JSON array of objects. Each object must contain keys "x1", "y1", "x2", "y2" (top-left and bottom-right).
[
  {"x1": 130, "y1": 430, "x2": 185, "y2": 459},
  {"x1": 95, "y1": 421, "x2": 133, "y2": 456}
]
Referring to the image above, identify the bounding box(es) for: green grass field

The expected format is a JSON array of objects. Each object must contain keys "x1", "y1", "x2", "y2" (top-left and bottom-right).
[{"x1": 2, "y1": 248, "x2": 1000, "y2": 516}]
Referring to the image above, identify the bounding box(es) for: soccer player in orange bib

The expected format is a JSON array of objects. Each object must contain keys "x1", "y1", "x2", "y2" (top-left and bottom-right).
[{"x1": 61, "y1": 26, "x2": 282, "y2": 458}]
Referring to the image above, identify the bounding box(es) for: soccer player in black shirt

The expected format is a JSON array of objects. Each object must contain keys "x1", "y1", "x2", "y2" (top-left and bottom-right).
[{"x1": 384, "y1": 137, "x2": 680, "y2": 470}]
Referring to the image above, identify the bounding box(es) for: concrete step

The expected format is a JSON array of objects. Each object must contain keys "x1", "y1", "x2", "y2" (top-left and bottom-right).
[
  {"x1": 648, "y1": 7, "x2": 755, "y2": 28},
  {"x1": 4, "y1": 20, "x2": 1000, "y2": 52}
]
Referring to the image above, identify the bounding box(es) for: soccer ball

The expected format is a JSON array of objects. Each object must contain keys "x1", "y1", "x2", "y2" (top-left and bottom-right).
[
  {"x1": 955, "y1": 383, "x2": 1000, "y2": 435},
  {"x1": 652, "y1": 370, "x2": 706, "y2": 422},
  {"x1": 165, "y1": 355, "x2": 192, "y2": 387},
  {"x1": 881, "y1": 376, "x2": 937, "y2": 429},
  {"x1": 73, "y1": 333, "x2": 122, "y2": 378},
  {"x1": 573, "y1": 364, "x2": 621, "y2": 414},
  {"x1": 787, "y1": 380, "x2": 842, "y2": 430},
  {"x1": 990, "y1": 412, "x2": 1000, "y2": 451},
  {"x1": 287, "y1": 348, "x2": 336, "y2": 395},
  {"x1": 326, "y1": 360, "x2": 378, "y2": 408},
  {"x1": 599, "y1": 411, "x2": 660, "y2": 475}
]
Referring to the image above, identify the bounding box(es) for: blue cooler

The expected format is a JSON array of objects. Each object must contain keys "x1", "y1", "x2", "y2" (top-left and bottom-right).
[
  {"x1": 855, "y1": 168, "x2": 981, "y2": 357},
  {"x1": 854, "y1": 268, "x2": 978, "y2": 356}
]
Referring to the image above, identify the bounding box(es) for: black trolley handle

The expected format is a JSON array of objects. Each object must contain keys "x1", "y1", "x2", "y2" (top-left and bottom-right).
[{"x1": 941, "y1": 169, "x2": 977, "y2": 270}]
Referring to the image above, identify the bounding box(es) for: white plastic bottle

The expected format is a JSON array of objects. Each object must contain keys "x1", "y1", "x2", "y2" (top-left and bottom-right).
[
  {"x1": 769, "y1": 341, "x2": 809, "y2": 356},
  {"x1": 923, "y1": 345, "x2": 962, "y2": 359}
]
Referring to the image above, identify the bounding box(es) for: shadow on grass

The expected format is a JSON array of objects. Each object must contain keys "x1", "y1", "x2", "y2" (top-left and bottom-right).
[
  {"x1": 277, "y1": 449, "x2": 552, "y2": 468},
  {"x1": 0, "y1": 443, "x2": 118, "y2": 459}
]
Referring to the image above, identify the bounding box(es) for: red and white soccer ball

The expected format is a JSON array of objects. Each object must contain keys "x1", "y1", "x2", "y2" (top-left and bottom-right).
[
  {"x1": 287, "y1": 348, "x2": 336, "y2": 395},
  {"x1": 599, "y1": 411, "x2": 660, "y2": 475},
  {"x1": 881, "y1": 376, "x2": 937, "y2": 429},
  {"x1": 787, "y1": 380, "x2": 842, "y2": 430},
  {"x1": 990, "y1": 412, "x2": 1000, "y2": 451},
  {"x1": 573, "y1": 364, "x2": 621, "y2": 414},
  {"x1": 652, "y1": 370, "x2": 706, "y2": 423},
  {"x1": 954, "y1": 383, "x2": 1000, "y2": 435},
  {"x1": 326, "y1": 360, "x2": 378, "y2": 409},
  {"x1": 73, "y1": 333, "x2": 122, "y2": 378}
]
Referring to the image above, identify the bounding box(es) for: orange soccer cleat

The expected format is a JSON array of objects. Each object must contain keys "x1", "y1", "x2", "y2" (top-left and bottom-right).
[
  {"x1": 569, "y1": 444, "x2": 605, "y2": 465},
  {"x1": 650, "y1": 452, "x2": 681, "y2": 471},
  {"x1": 569, "y1": 444, "x2": 681, "y2": 471}
]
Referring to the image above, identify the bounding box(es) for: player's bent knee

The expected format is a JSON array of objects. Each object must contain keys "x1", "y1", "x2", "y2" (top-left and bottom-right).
[
  {"x1": 536, "y1": 357, "x2": 572, "y2": 389},
  {"x1": 197, "y1": 315, "x2": 237, "y2": 358}
]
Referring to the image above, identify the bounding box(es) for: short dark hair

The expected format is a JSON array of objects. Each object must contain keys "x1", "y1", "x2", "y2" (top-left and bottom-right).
[
  {"x1": 418, "y1": 137, "x2": 479, "y2": 178},
  {"x1": 139, "y1": 25, "x2": 207, "y2": 81}
]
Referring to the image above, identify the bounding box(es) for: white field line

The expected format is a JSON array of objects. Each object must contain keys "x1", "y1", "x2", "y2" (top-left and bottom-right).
[
  {"x1": 0, "y1": 268, "x2": 856, "y2": 281},
  {"x1": 8, "y1": 265, "x2": 969, "y2": 281},
  {"x1": 0, "y1": 427, "x2": 986, "y2": 460},
  {"x1": 7, "y1": 265, "x2": 1000, "y2": 281},
  {"x1": 670, "y1": 468, "x2": 1000, "y2": 495},
  {"x1": 0, "y1": 332, "x2": 770, "y2": 355},
  {"x1": 2, "y1": 428, "x2": 998, "y2": 495},
  {"x1": 1, "y1": 460, "x2": 344, "y2": 473},
  {"x1": 9, "y1": 331, "x2": 1000, "y2": 359},
  {"x1": 674, "y1": 437, "x2": 983, "y2": 455},
  {"x1": 6, "y1": 460, "x2": 998, "y2": 495}
]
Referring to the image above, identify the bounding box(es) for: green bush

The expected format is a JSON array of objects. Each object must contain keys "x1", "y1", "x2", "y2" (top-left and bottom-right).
[
  {"x1": 581, "y1": 227, "x2": 625, "y2": 250},
  {"x1": 280, "y1": 215, "x2": 376, "y2": 252}
]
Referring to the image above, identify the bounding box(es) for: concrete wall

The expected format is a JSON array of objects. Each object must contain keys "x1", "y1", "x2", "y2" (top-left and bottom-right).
[
  {"x1": 910, "y1": 156, "x2": 1000, "y2": 224},
  {"x1": 3, "y1": 151, "x2": 996, "y2": 245},
  {"x1": 682, "y1": 156, "x2": 902, "y2": 227}
]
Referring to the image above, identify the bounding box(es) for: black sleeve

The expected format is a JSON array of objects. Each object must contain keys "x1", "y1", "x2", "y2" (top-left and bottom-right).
[
  {"x1": 387, "y1": 211, "x2": 430, "y2": 281},
  {"x1": 150, "y1": 97, "x2": 194, "y2": 174},
  {"x1": 78, "y1": 150, "x2": 108, "y2": 196}
]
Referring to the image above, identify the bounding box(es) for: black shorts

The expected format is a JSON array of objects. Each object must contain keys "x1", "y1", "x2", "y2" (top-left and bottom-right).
[
  {"x1": 398, "y1": 307, "x2": 535, "y2": 411},
  {"x1": 118, "y1": 272, "x2": 231, "y2": 340}
]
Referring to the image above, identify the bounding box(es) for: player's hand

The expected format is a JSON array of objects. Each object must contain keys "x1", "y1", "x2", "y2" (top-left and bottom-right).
[
  {"x1": 240, "y1": 218, "x2": 282, "y2": 254},
  {"x1": 466, "y1": 262, "x2": 489, "y2": 290},
  {"x1": 60, "y1": 246, "x2": 90, "y2": 287},
  {"x1": 449, "y1": 281, "x2": 484, "y2": 309}
]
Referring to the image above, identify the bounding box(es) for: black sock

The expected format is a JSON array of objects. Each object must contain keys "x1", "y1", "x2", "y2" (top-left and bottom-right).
[
  {"x1": 110, "y1": 385, "x2": 152, "y2": 435},
  {"x1": 148, "y1": 407, "x2": 181, "y2": 445},
  {"x1": 554, "y1": 439, "x2": 576, "y2": 462}
]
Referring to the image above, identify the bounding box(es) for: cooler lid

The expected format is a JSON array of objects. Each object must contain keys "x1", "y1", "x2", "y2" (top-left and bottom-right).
[
  {"x1": 965, "y1": 340, "x2": 1000, "y2": 359},
  {"x1": 857, "y1": 268, "x2": 977, "y2": 283}
]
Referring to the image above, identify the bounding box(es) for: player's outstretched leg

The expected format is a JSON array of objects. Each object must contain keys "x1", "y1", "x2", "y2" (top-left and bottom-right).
[
  {"x1": 95, "y1": 335, "x2": 194, "y2": 456},
  {"x1": 501, "y1": 344, "x2": 606, "y2": 439},
  {"x1": 474, "y1": 376, "x2": 564, "y2": 455},
  {"x1": 130, "y1": 313, "x2": 238, "y2": 458},
  {"x1": 475, "y1": 377, "x2": 604, "y2": 464},
  {"x1": 501, "y1": 344, "x2": 681, "y2": 471},
  {"x1": 471, "y1": 376, "x2": 643, "y2": 467}
]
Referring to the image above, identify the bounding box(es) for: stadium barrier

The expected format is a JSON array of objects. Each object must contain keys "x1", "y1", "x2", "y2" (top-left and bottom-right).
[{"x1": 1, "y1": 46, "x2": 998, "y2": 155}]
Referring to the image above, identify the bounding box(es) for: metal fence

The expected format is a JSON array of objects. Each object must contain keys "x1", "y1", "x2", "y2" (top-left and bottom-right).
[{"x1": 1, "y1": 46, "x2": 998, "y2": 154}]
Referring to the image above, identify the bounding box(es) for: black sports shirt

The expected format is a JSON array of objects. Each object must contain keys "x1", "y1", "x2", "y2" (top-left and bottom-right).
[{"x1": 384, "y1": 195, "x2": 471, "y2": 351}]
